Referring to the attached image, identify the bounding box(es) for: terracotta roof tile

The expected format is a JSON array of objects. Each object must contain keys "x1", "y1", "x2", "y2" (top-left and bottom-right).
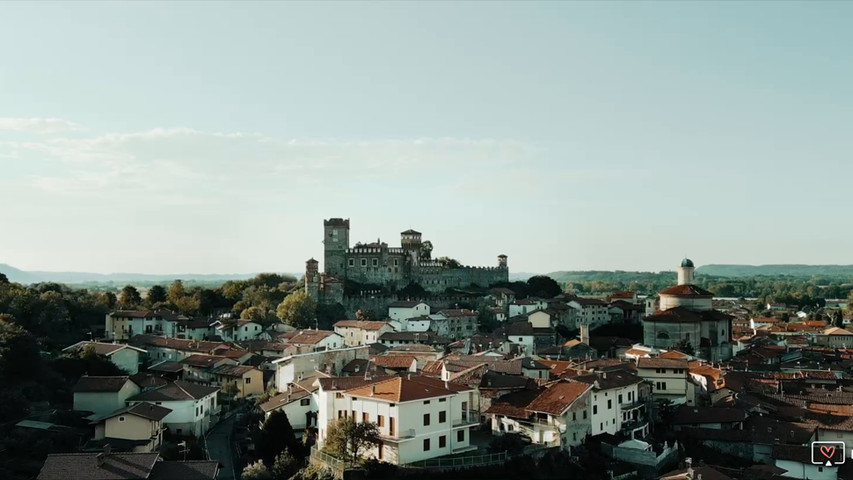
[
  {"x1": 659, "y1": 285, "x2": 714, "y2": 297},
  {"x1": 370, "y1": 355, "x2": 417, "y2": 369},
  {"x1": 525, "y1": 380, "x2": 590, "y2": 415},
  {"x1": 334, "y1": 320, "x2": 390, "y2": 330}
]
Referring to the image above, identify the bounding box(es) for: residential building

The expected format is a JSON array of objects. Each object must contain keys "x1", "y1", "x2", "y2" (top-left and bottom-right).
[
  {"x1": 105, "y1": 309, "x2": 182, "y2": 341},
  {"x1": 282, "y1": 329, "x2": 344, "y2": 352},
  {"x1": 180, "y1": 354, "x2": 237, "y2": 384},
  {"x1": 73, "y1": 376, "x2": 141, "y2": 418},
  {"x1": 37, "y1": 451, "x2": 219, "y2": 480},
  {"x1": 636, "y1": 357, "x2": 696, "y2": 405},
  {"x1": 508, "y1": 298, "x2": 547, "y2": 317},
  {"x1": 126, "y1": 381, "x2": 220, "y2": 437},
  {"x1": 434, "y1": 309, "x2": 478, "y2": 339},
  {"x1": 370, "y1": 354, "x2": 418, "y2": 374},
  {"x1": 89, "y1": 402, "x2": 171, "y2": 453},
  {"x1": 772, "y1": 445, "x2": 838, "y2": 480},
  {"x1": 334, "y1": 320, "x2": 393, "y2": 347},
  {"x1": 129, "y1": 335, "x2": 247, "y2": 363},
  {"x1": 212, "y1": 319, "x2": 264, "y2": 342},
  {"x1": 388, "y1": 301, "x2": 431, "y2": 321},
  {"x1": 63, "y1": 341, "x2": 147, "y2": 374},
  {"x1": 273, "y1": 345, "x2": 370, "y2": 391},
  {"x1": 569, "y1": 297, "x2": 611, "y2": 329},
  {"x1": 378, "y1": 331, "x2": 450, "y2": 348},
  {"x1": 259, "y1": 373, "x2": 328, "y2": 429},
  {"x1": 213, "y1": 365, "x2": 264, "y2": 398},
  {"x1": 317, "y1": 375, "x2": 478, "y2": 465},
  {"x1": 575, "y1": 369, "x2": 649, "y2": 438}
]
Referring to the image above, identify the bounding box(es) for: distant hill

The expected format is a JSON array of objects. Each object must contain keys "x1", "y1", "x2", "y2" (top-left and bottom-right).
[
  {"x1": 546, "y1": 270, "x2": 675, "y2": 283},
  {"x1": 0, "y1": 263, "x2": 292, "y2": 285},
  {"x1": 696, "y1": 264, "x2": 853, "y2": 278}
]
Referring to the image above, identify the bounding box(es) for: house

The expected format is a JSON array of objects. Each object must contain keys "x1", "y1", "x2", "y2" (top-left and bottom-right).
[
  {"x1": 88, "y1": 402, "x2": 171, "y2": 453},
  {"x1": 526, "y1": 310, "x2": 552, "y2": 328},
  {"x1": 574, "y1": 369, "x2": 649, "y2": 438},
  {"x1": 435, "y1": 309, "x2": 478, "y2": 339},
  {"x1": 105, "y1": 309, "x2": 181, "y2": 341},
  {"x1": 37, "y1": 451, "x2": 219, "y2": 480},
  {"x1": 378, "y1": 331, "x2": 450, "y2": 348},
  {"x1": 73, "y1": 376, "x2": 141, "y2": 418},
  {"x1": 334, "y1": 320, "x2": 393, "y2": 347},
  {"x1": 129, "y1": 335, "x2": 246, "y2": 363},
  {"x1": 568, "y1": 297, "x2": 611, "y2": 329},
  {"x1": 273, "y1": 345, "x2": 371, "y2": 391},
  {"x1": 371, "y1": 355, "x2": 418, "y2": 374},
  {"x1": 175, "y1": 318, "x2": 215, "y2": 340},
  {"x1": 486, "y1": 379, "x2": 591, "y2": 450},
  {"x1": 317, "y1": 375, "x2": 478, "y2": 465},
  {"x1": 636, "y1": 357, "x2": 696, "y2": 405},
  {"x1": 388, "y1": 301, "x2": 431, "y2": 321},
  {"x1": 126, "y1": 381, "x2": 220, "y2": 437},
  {"x1": 519, "y1": 357, "x2": 551, "y2": 380},
  {"x1": 670, "y1": 405, "x2": 747, "y2": 431},
  {"x1": 212, "y1": 319, "x2": 264, "y2": 342},
  {"x1": 772, "y1": 445, "x2": 838, "y2": 480},
  {"x1": 259, "y1": 372, "x2": 328, "y2": 430},
  {"x1": 212, "y1": 365, "x2": 264, "y2": 398},
  {"x1": 508, "y1": 298, "x2": 547, "y2": 317},
  {"x1": 282, "y1": 329, "x2": 344, "y2": 352},
  {"x1": 63, "y1": 341, "x2": 147, "y2": 374},
  {"x1": 180, "y1": 354, "x2": 237, "y2": 384},
  {"x1": 820, "y1": 327, "x2": 853, "y2": 348}
]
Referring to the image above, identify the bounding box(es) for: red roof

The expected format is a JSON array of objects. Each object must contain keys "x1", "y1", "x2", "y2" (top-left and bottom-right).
[
  {"x1": 659, "y1": 285, "x2": 714, "y2": 297},
  {"x1": 370, "y1": 355, "x2": 416, "y2": 369},
  {"x1": 333, "y1": 320, "x2": 389, "y2": 331},
  {"x1": 525, "y1": 380, "x2": 590, "y2": 415},
  {"x1": 345, "y1": 375, "x2": 470, "y2": 402}
]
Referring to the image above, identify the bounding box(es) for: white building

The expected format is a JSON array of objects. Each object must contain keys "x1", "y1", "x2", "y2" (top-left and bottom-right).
[
  {"x1": 283, "y1": 330, "x2": 344, "y2": 352},
  {"x1": 636, "y1": 358, "x2": 696, "y2": 405},
  {"x1": 63, "y1": 341, "x2": 147, "y2": 374},
  {"x1": 90, "y1": 402, "x2": 172, "y2": 453},
  {"x1": 126, "y1": 381, "x2": 220, "y2": 437},
  {"x1": 106, "y1": 309, "x2": 181, "y2": 341},
  {"x1": 273, "y1": 346, "x2": 370, "y2": 392},
  {"x1": 317, "y1": 375, "x2": 478, "y2": 465},
  {"x1": 509, "y1": 299, "x2": 548, "y2": 318},
  {"x1": 334, "y1": 321, "x2": 393, "y2": 347},
  {"x1": 569, "y1": 298, "x2": 611, "y2": 329},
  {"x1": 388, "y1": 301, "x2": 431, "y2": 321},
  {"x1": 73, "y1": 376, "x2": 141, "y2": 418},
  {"x1": 213, "y1": 319, "x2": 265, "y2": 342},
  {"x1": 574, "y1": 370, "x2": 648, "y2": 438}
]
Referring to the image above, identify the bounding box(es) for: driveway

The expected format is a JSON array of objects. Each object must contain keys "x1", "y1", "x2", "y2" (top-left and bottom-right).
[{"x1": 207, "y1": 414, "x2": 238, "y2": 480}]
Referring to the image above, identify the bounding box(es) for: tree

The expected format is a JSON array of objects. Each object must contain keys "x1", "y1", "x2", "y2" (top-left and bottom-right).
[
  {"x1": 241, "y1": 306, "x2": 267, "y2": 323},
  {"x1": 477, "y1": 305, "x2": 500, "y2": 333},
  {"x1": 834, "y1": 310, "x2": 845, "y2": 328},
  {"x1": 241, "y1": 460, "x2": 273, "y2": 479},
  {"x1": 669, "y1": 339, "x2": 695, "y2": 356},
  {"x1": 146, "y1": 285, "x2": 167, "y2": 305},
  {"x1": 526, "y1": 275, "x2": 562, "y2": 299},
  {"x1": 397, "y1": 282, "x2": 426, "y2": 298},
  {"x1": 316, "y1": 303, "x2": 346, "y2": 331},
  {"x1": 435, "y1": 256, "x2": 461, "y2": 269},
  {"x1": 356, "y1": 309, "x2": 376, "y2": 321},
  {"x1": 272, "y1": 450, "x2": 302, "y2": 479},
  {"x1": 0, "y1": 314, "x2": 43, "y2": 384},
  {"x1": 256, "y1": 410, "x2": 301, "y2": 467},
  {"x1": 276, "y1": 291, "x2": 316, "y2": 329},
  {"x1": 0, "y1": 272, "x2": 8, "y2": 284},
  {"x1": 488, "y1": 432, "x2": 531, "y2": 455},
  {"x1": 323, "y1": 417, "x2": 380, "y2": 465},
  {"x1": 168, "y1": 280, "x2": 186, "y2": 304},
  {"x1": 118, "y1": 285, "x2": 141, "y2": 308},
  {"x1": 419, "y1": 241, "x2": 433, "y2": 260}
]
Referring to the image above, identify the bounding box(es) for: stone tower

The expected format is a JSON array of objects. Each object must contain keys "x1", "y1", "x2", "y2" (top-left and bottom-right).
[
  {"x1": 304, "y1": 258, "x2": 320, "y2": 301},
  {"x1": 498, "y1": 254, "x2": 508, "y2": 269},
  {"x1": 323, "y1": 218, "x2": 350, "y2": 277},
  {"x1": 401, "y1": 229, "x2": 422, "y2": 266},
  {"x1": 677, "y1": 258, "x2": 695, "y2": 286}
]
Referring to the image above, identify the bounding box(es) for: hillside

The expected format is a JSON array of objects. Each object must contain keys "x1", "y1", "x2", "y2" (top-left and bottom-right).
[
  {"x1": 696, "y1": 264, "x2": 853, "y2": 278},
  {"x1": 0, "y1": 263, "x2": 284, "y2": 286}
]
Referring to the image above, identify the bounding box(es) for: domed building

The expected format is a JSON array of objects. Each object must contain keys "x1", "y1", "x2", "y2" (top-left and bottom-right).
[{"x1": 643, "y1": 259, "x2": 733, "y2": 361}]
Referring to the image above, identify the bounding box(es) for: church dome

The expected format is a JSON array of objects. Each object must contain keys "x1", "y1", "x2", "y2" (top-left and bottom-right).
[{"x1": 681, "y1": 258, "x2": 694, "y2": 268}]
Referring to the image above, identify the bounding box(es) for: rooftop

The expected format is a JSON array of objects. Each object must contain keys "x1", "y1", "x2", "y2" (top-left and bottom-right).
[
  {"x1": 345, "y1": 375, "x2": 470, "y2": 403},
  {"x1": 73, "y1": 376, "x2": 133, "y2": 393},
  {"x1": 127, "y1": 381, "x2": 219, "y2": 402}
]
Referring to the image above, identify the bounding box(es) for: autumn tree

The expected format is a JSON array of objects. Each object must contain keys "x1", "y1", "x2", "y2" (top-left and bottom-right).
[
  {"x1": 168, "y1": 280, "x2": 186, "y2": 304},
  {"x1": 323, "y1": 417, "x2": 379, "y2": 465},
  {"x1": 146, "y1": 285, "x2": 167, "y2": 305},
  {"x1": 118, "y1": 285, "x2": 141, "y2": 308},
  {"x1": 276, "y1": 291, "x2": 316, "y2": 329}
]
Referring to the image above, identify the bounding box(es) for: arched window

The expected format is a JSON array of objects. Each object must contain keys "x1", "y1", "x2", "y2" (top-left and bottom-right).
[{"x1": 656, "y1": 331, "x2": 670, "y2": 340}]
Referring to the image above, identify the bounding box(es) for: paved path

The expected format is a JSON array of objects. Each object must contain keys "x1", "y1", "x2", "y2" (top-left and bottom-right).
[{"x1": 207, "y1": 414, "x2": 238, "y2": 480}]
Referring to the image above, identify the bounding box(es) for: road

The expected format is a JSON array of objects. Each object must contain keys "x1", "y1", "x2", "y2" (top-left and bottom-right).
[{"x1": 207, "y1": 414, "x2": 238, "y2": 480}]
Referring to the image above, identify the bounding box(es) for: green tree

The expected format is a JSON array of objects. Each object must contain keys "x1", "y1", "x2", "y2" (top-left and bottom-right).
[
  {"x1": 272, "y1": 450, "x2": 302, "y2": 479},
  {"x1": 118, "y1": 285, "x2": 142, "y2": 308},
  {"x1": 526, "y1": 275, "x2": 562, "y2": 299},
  {"x1": 0, "y1": 314, "x2": 43, "y2": 384},
  {"x1": 146, "y1": 285, "x2": 167, "y2": 305},
  {"x1": 669, "y1": 339, "x2": 695, "y2": 356},
  {"x1": 168, "y1": 280, "x2": 186, "y2": 304},
  {"x1": 477, "y1": 305, "x2": 499, "y2": 333},
  {"x1": 419, "y1": 241, "x2": 433, "y2": 260},
  {"x1": 276, "y1": 291, "x2": 316, "y2": 329},
  {"x1": 241, "y1": 460, "x2": 273, "y2": 479},
  {"x1": 355, "y1": 309, "x2": 376, "y2": 321},
  {"x1": 257, "y1": 410, "x2": 302, "y2": 467},
  {"x1": 323, "y1": 417, "x2": 380, "y2": 466},
  {"x1": 435, "y1": 256, "x2": 461, "y2": 269},
  {"x1": 316, "y1": 303, "x2": 346, "y2": 330},
  {"x1": 0, "y1": 272, "x2": 8, "y2": 284},
  {"x1": 241, "y1": 306, "x2": 268, "y2": 323}
]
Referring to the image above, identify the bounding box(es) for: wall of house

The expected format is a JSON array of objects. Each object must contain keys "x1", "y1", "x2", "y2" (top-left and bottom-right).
[
  {"x1": 528, "y1": 311, "x2": 550, "y2": 328},
  {"x1": 275, "y1": 346, "x2": 369, "y2": 391},
  {"x1": 774, "y1": 460, "x2": 837, "y2": 480},
  {"x1": 280, "y1": 394, "x2": 317, "y2": 430},
  {"x1": 220, "y1": 370, "x2": 264, "y2": 399},
  {"x1": 73, "y1": 382, "x2": 141, "y2": 417},
  {"x1": 110, "y1": 349, "x2": 141, "y2": 374},
  {"x1": 637, "y1": 368, "x2": 692, "y2": 404},
  {"x1": 389, "y1": 304, "x2": 430, "y2": 321},
  {"x1": 104, "y1": 414, "x2": 158, "y2": 441},
  {"x1": 150, "y1": 394, "x2": 216, "y2": 437}
]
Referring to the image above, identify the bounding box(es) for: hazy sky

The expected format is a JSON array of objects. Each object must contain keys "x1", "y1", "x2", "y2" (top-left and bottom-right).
[{"x1": 1, "y1": 2, "x2": 852, "y2": 275}]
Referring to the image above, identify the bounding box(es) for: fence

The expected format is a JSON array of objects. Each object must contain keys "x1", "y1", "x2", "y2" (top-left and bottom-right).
[
  {"x1": 405, "y1": 451, "x2": 508, "y2": 469},
  {"x1": 310, "y1": 446, "x2": 346, "y2": 477}
]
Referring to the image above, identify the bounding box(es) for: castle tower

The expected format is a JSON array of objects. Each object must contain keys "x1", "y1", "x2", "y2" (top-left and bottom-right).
[
  {"x1": 323, "y1": 218, "x2": 350, "y2": 277},
  {"x1": 401, "y1": 229, "x2": 422, "y2": 266},
  {"x1": 677, "y1": 258, "x2": 695, "y2": 286},
  {"x1": 305, "y1": 258, "x2": 320, "y2": 301},
  {"x1": 498, "y1": 254, "x2": 508, "y2": 269}
]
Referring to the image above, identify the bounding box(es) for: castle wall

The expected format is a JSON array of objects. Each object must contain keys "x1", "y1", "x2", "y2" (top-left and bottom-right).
[{"x1": 343, "y1": 247, "x2": 408, "y2": 288}]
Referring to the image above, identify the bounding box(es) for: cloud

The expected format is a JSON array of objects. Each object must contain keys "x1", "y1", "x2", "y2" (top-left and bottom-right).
[
  {"x1": 0, "y1": 117, "x2": 84, "y2": 134},
  {"x1": 1, "y1": 127, "x2": 537, "y2": 204}
]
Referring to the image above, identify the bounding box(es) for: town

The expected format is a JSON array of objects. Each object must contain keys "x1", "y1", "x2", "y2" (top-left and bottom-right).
[{"x1": 2, "y1": 218, "x2": 853, "y2": 480}]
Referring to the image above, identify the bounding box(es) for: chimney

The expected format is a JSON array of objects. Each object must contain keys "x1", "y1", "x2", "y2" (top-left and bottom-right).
[
  {"x1": 370, "y1": 385, "x2": 376, "y2": 396},
  {"x1": 444, "y1": 381, "x2": 450, "y2": 390}
]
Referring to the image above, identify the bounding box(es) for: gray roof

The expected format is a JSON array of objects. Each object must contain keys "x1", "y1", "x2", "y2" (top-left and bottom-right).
[
  {"x1": 38, "y1": 452, "x2": 160, "y2": 480},
  {"x1": 128, "y1": 381, "x2": 219, "y2": 402},
  {"x1": 73, "y1": 376, "x2": 133, "y2": 393},
  {"x1": 149, "y1": 460, "x2": 220, "y2": 480},
  {"x1": 91, "y1": 402, "x2": 172, "y2": 423}
]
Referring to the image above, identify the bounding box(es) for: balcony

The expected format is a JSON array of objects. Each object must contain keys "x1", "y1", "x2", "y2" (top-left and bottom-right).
[
  {"x1": 621, "y1": 417, "x2": 649, "y2": 435},
  {"x1": 621, "y1": 400, "x2": 646, "y2": 411}
]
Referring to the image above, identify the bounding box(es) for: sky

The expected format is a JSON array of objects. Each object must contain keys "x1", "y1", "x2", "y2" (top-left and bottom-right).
[{"x1": 1, "y1": 2, "x2": 852, "y2": 275}]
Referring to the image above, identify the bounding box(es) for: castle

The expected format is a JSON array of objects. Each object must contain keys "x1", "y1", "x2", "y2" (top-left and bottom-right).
[{"x1": 305, "y1": 218, "x2": 508, "y2": 305}]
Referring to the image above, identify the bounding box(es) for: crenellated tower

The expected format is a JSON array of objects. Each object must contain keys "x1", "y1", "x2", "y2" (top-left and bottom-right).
[
  {"x1": 323, "y1": 218, "x2": 350, "y2": 277},
  {"x1": 304, "y1": 258, "x2": 320, "y2": 301}
]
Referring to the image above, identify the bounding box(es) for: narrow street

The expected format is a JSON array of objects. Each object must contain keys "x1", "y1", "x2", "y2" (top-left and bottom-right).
[{"x1": 207, "y1": 414, "x2": 238, "y2": 480}]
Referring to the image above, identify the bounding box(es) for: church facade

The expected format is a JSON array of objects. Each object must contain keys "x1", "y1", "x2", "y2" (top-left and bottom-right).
[
  {"x1": 306, "y1": 218, "x2": 508, "y2": 305},
  {"x1": 643, "y1": 259, "x2": 733, "y2": 362}
]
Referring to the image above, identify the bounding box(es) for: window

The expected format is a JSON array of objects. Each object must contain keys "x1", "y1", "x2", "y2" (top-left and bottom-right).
[
  {"x1": 600, "y1": 423, "x2": 603, "y2": 430},
  {"x1": 423, "y1": 439, "x2": 430, "y2": 451},
  {"x1": 572, "y1": 412, "x2": 576, "y2": 421},
  {"x1": 336, "y1": 392, "x2": 344, "y2": 399},
  {"x1": 301, "y1": 398, "x2": 310, "y2": 406},
  {"x1": 372, "y1": 258, "x2": 378, "y2": 267},
  {"x1": 607, "y1": 400, "x2": 612, "y2": 409},
  {"x1": 439, "y1": 398, "x2": 446, "y2": 403},
  {"x1": 378, "y1": 415, "x2": 385, "y2": 427},
  {"x1": 518, "y1": 337, "x2": 523, "y2": 342},
  {"x1": 348, "y1": 259, "x2": 354, "y2": 267},
  {"x1": 394, "y1": 259, "x2": 399, "y2": 266},
  {"x1": 338, "y1": 410, "x2": 343, "y2": 419},
  {"x1": 390, "y1": 417, "x2": 396, "y2": 436},
  {"x1": 593, "y1": 405, "x2": 598, "y2": 415},
  {"x1": 439, "y1": 411, "x2": 447, "y2": 423},
  {"x1": 351, "y1": 410, "x2": 355, "y2": 419},
  {"x1": 618, "y1": 394, "x2": 623, "y2": 403},
  {"x1": 439, "y1": 436, "x2": 447, "y2": 448},
  {"x1": 424, "y1": 400, "x2": 430, "y2": 405},
  {"x1": 363, "y1": 412, "x2": 369, "y2": 423},
  {"x1": 457, "y1": 430, "x2": 465, "y2": 442},
  {"x1": 118, "y1": 416, "x2": 125, "y2": 422},
  {"x1": 245, "y1": 377, "x2": 252, "y2": 384},
  {"x1": 424, "y1": 413, "x2": 430, "y2": 426},
  {"x1": 361, "y1": 259, "x2": 367, "y2": 267},
  {"x1": 583, "y1": 410, "x2": 587, "y2": 419}
]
